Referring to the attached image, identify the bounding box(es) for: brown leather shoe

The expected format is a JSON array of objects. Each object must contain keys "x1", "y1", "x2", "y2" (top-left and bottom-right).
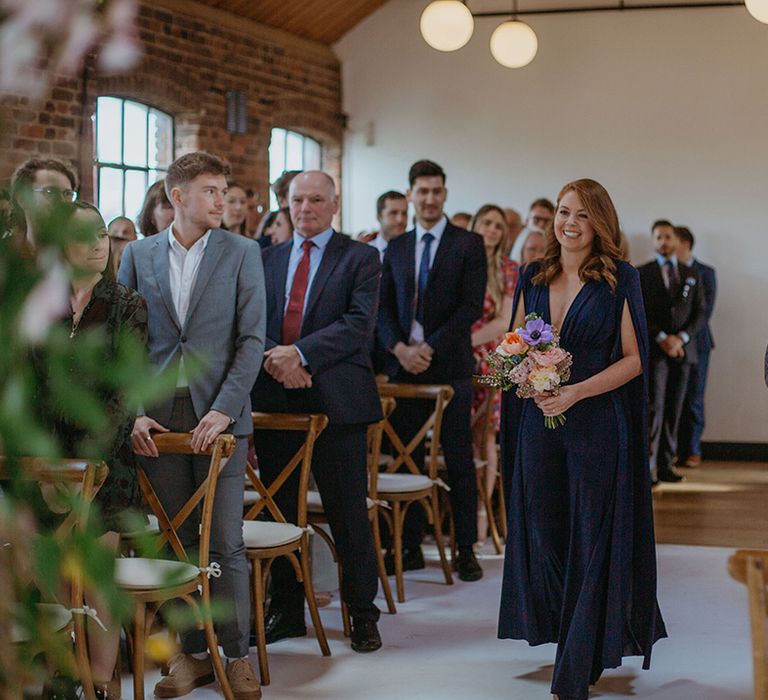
[
  {"x1": 226, "y1": 658, "x2": 262, "y2": 700},
  {"x1": 154, "y1": 653, "x2": 215, "y2": 698},
  {"x1": 682, "y1": 454, "x2": 702, "y2": 468}
]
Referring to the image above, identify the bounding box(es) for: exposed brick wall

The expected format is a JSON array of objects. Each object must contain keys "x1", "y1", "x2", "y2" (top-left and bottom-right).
[{"x1": 0, "y1": 0, "x2": 343, "y2": 221}]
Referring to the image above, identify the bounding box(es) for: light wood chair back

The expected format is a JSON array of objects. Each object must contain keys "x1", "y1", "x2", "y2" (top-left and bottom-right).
[
  {"x1": 125, "y1": 433, "x2": 236, "y2": 700},
  {"x1": 245, "y1": 413, "x2": 328, "y2": 526},
  {"x1": 376, "y1": 383, "x2": 454, "y2": 479},
  {"x1": 373, "y1": 383, "x2": 455, "y2": 601},
  {"x1": 246, "y1": 412, "x2": 330, "y2": 685},
  {"x1": 729, "y1": 549, "x2": 768, "y2": 700},
  {"x1": 137, "y1": 433, "x2": 236, "y2": 567},
  {"x1": 367, "y1": 396, "x2": 397, "y2": 502},
  {"x1": 469, "y1": 381, "x2": 506, "y2": 552},
  {"x1": 0, "y1": 456, "x2": 109, "y2": 700}
]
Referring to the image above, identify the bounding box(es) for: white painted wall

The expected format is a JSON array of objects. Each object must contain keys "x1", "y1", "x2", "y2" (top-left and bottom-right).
[{"x1": 335, "y1": 0, "x2": 768, "y2": 443}]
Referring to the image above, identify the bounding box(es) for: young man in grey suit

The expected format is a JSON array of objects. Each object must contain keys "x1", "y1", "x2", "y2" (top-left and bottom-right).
[{"x1": 119, "y1": 152, "x2": 265, "y2": 699}]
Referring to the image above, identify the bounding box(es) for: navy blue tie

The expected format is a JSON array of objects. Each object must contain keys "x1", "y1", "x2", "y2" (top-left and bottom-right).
[{"x1": 416, "y1": 232, "x2": 434, "y2": 325}]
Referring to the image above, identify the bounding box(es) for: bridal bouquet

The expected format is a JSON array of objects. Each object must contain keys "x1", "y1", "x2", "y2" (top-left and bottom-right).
[{"x1": 476, "y1": 313, "x2": 573, "y2": 429}]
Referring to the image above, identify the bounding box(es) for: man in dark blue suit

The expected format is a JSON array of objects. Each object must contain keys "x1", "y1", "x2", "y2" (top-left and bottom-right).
[
  {"x1": 675, "y1": 226, "x2": 716, "y2": 468},
  {"x1": 377, "y1": 159, "x2": 487, "y2": 581},
  {"x1": 639, "y1": 220, "x2": 706, "y2": 484},
  {"x1": 251, "y1": 171, "x2": 384, "y2": 653}
]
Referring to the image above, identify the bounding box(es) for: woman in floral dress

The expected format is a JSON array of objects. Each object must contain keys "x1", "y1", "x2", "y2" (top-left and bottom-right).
[{"x1": 469, "y1": 204, "x2": 518, "y2": 546}]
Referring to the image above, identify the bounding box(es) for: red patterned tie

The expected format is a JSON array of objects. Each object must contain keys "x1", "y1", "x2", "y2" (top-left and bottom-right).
[{"x1": 282, "y1": 239, "x2": 314, "y2": 345}]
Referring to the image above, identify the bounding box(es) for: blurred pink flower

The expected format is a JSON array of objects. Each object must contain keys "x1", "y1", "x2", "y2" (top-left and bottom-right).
[
  {"x1": 0, "y1": 0, "x2": 141, "y2": 98},
  {"x1": 18, "y1": 256, "x2": 69, "y2": 343},
  {"x1": 529, "y1": 347, "x2": 567, "y2": 367}
]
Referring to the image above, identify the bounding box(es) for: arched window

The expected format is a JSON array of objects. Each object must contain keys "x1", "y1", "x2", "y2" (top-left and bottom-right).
[
  {"x1": 94, "y1": 97, "x2": 174, "y2": 225},
  {"x1": 268, "y1": 128, "x2": 322, "y2": 209}
]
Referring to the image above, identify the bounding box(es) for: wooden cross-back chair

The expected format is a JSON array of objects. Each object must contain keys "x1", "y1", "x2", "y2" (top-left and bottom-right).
[
  {"x1": 307, "y1": 396, "x2": 398, "y2": 637},
  {"x1": 245, "y1": 412, "x2": 330, "y2": 686},
  {"x1": 0, "y1": 456, "x2": 109, "y2": 700},
  {"x1": 115, "y1": 433, "x2": 237, "y2": 700},
  {"x1": 470, "y1": 383, "x2": 506, "y2": 552},
  {"x1": 375, "y1": 382, "x2": 455, "y2": 603},
  {"x1": 728, "y1": 549, "x2": 768, "y2": 700}
]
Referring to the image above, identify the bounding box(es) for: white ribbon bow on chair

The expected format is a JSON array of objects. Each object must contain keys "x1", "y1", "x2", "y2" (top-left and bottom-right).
[
  {"x1": 199, "y1": 562, "x2": 222, "y2": 579},
  {"x1": 70, "y1": 604, "x2": 108, "y2": 632}
]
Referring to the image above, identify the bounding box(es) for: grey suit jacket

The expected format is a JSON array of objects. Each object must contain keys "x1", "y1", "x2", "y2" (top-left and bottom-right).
[{"x1": 118, "y1": 227, "x2": 266, "y2": 437}]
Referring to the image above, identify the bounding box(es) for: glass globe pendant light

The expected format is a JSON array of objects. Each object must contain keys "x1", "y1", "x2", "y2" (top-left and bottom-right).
[
  {"x1": 745, "y1": 0, "x2": 768, "y2": 23},
  {"x1": 490, "y1": 19, "x2": 538, "y2": 68},
  {"x1": 420, "y1": 1, "x2": 475, "y2": 52}
]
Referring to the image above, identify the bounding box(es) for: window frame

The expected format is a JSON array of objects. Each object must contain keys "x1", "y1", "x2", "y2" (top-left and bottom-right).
[
  {"x1": 269, "y1": 127, "x2": 323, "y2": 210},
  {"x1": 94, "y1": 96, "x2": 175, "y2": 219}
]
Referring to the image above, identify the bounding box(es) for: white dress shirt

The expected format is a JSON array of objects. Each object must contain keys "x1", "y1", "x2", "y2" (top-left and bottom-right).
[
  {"x1": 168, "y1": 225, "x2": 211, "y2": 386},
  {"x1": 410, "y1": 216, "x2": 447, "y2": 344},
  {"x1": 654, "y1": 253, "x2": 689, "y2": 345},
  {"x1": 369, "y1": 233, "x2": 389, "y2": 262}
]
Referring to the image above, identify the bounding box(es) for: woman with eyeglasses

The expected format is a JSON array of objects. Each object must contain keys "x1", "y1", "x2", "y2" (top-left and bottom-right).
[
  {"x1": 10, "y1": 157, "x2": 79, "y2": 251},
  {"x1": 32, "y1": 201, "x2": 148, "y2": 699}
]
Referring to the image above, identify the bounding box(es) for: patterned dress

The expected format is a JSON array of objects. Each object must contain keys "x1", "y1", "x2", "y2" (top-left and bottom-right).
[
  {"x1": 472, "y1": 257, "x2": 519, "y2": 431},
  {"x1": 46, "y1": 277, "x2": 148, "y2": 532}
]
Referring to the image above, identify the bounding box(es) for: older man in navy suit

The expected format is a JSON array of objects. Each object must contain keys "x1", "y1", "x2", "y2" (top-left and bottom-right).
[
  {"x1": 251, "y1": 171, "x2": 384, "y2": 653},
  {"x1": 675, "y1": 226, "x2": 716, "y2": 468},
  {"x1": 377, "y1": 159, "x2": 486, "y2": 581}
]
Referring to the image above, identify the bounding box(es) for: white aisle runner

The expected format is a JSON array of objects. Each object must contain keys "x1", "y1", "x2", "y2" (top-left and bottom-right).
[{"x1": 125, "y1": 544, "x2": 753, "y2": 700}]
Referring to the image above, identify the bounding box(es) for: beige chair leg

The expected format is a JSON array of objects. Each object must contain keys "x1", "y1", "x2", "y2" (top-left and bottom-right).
[
  {"x1": 312, "y1": 523, "x2": 350, "y2": 636},
  {"x1": 200, "y1": 601, "x2": 233, "y2": 700},
  {"x1": 431, "y1": 488, "x2": 454, "y2": 586},
  {"x1": 392, "y1": 501, "x2": 405, "y2": 603},
  {"x1": 298, "y1": 545, "x2": 331, "y2": 656},
  {"x1": 479, "y1": 467, "x2": 502, "y2": 554},
  {"x1": 371, "y1": 511, "x2": 396, "y2": 614},
  {"x1": 251, "y1": 559, "x2": 270, "y2": 686},
  {"x1": 131, "y1": 602, "x2": 146, "y2": 700}
]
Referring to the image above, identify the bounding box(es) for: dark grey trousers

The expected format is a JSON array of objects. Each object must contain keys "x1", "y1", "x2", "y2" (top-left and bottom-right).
[{"x1": 142, "y1": 392, "x2": 250, "y2": 658}]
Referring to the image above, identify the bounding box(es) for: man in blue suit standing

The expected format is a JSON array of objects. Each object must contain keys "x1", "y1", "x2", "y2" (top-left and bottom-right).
[
  {"x1": 377, "y1": 159, "x2": 487, "y2": 581},
  {"x1": 251, "y1": 170, "x2": 384, "y2": 653},
  {"x1": 675, "y1": 226, "x2": 716, "y2": 468}
]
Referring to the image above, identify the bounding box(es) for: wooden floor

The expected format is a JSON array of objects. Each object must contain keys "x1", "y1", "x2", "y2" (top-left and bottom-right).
[{"x1": 653, "y1": 459, "x2": 768, "y2": 548}]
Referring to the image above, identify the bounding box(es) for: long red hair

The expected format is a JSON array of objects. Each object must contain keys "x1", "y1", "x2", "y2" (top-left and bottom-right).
[{"x1": 533, "y1": 178, "x2": 623, "y2": 291}]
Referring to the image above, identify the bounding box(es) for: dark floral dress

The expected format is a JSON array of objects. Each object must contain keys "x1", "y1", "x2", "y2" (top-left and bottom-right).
[
  {"x1": 471, "y1": 258, "x2": 519, "y2": 431},
  {"x1": 53, "y1": 277, "x2": 148, "y2": 532}
]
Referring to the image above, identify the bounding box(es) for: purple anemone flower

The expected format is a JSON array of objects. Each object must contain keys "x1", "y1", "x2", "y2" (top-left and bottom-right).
[{"x1": 519, "y1": 317, "x2": 554, "y2": 347}]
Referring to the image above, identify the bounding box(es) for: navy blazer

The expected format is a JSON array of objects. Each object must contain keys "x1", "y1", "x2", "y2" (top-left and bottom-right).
[
  {"x1": 638, "y1": 260, "x2": 706, "y2": 365},
  {"x1": 692, "y1": 259, "x2": 716, "y2": 353},
  {"x1": 377, "y1": 222, "x2": 487, "y2": 381},
  {"x1": 250, "y1": 231, "x2": 383, "y2": 426}
]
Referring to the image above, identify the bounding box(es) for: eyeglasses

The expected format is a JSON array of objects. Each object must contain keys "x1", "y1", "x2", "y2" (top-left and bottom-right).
[{"x1": 31, "y1": 187, "x2": 78, "y2": 202}]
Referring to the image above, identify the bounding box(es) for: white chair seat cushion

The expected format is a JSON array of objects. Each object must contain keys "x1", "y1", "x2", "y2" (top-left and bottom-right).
[
  {"x1": 115, "y1": 557, "x2": 200, "y2": 590},
  {"x1": 243, "y1": 490, "x2": 262, "y2": 505},
  {"x1": 307, "y1": 490, "x2": 375, "y2": 513},
  {"x1": 122, "y1": 514, "x2": 160, "y2": 539},
  {"x1": 12, "y1": 603, "x2": 72, "y2": 643},
  {"x1": 242, "y1": 520, "x2": 303, "y2": 549},
  {"x1": 377, "y1": 473, "x2": 434, "y2": 494}
]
